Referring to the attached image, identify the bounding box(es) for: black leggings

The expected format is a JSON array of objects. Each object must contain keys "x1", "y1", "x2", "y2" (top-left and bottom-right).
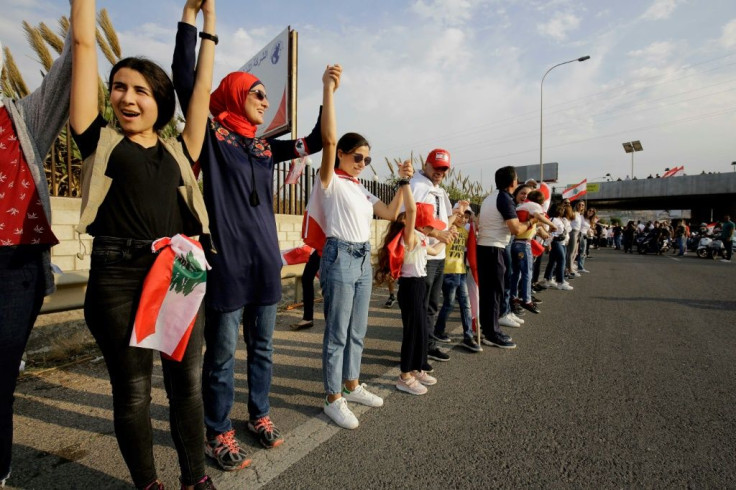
[
  {"x1": 301, "y1": 251, "x2": 321, "y2": 321},
  {"x1": 84, "y1": 237, "x2": 205, "y2": 488},
  {"x1": 398, "y1": 277, "x2": 427, "y2": 373}
]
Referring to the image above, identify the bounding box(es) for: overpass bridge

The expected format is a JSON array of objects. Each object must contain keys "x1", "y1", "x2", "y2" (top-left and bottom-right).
[{"x1": 572, "y1": 172, "x2": 736, "y2": 222}]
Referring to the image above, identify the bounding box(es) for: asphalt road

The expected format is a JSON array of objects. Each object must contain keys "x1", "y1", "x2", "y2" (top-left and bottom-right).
[{"x1": 9, "y1": 248, "x2": 736, "y2": 489}]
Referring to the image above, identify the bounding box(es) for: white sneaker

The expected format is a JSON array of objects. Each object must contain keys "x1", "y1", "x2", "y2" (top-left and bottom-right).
[
  {"x1": 396, "y1": 375, "x2": 428, "y2": 395},
  {"x1": 498, "y1": 314, "x2": 521, "y2": 328},
  {"x1": 342, "y1": 383, "x2": 384, "y2": 407},
  {"x1": 324, "y1": 397, "x2": 359, "y2": 429},
  {"x1": 556, "y1": 282, "x2": 574, "y2": 291},
  {"x1": 573, "y1": 271, "x2": 581, "y2": 277},
  {"x1": 579, "y1": 268, "x2": 590, "y2": 273},
  {"x1": 411, "y1": 370, "x2": 437, "y2": 386},
  {"x1": 508, "y1": 312, "x2": 525, "y2": 325},
  {"x1": 542, "y1": 279, "x2": 557, "y2": 288}
]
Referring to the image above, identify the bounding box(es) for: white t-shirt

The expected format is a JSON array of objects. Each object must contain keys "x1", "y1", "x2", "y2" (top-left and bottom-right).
[
  {"x1": 323, "y1": 171, "x2": 379, "y2": 243},
  {"x1": 478, "y1": 189, "x2": 518, "y2": 248},
  {"x1": 410, "y1": 172, "x2": 452, "y2": 260},
  {"x1": 570, "y1": 212, "x2": 583, "y2": 231},
  {"x1": 401, "y1": 230, "x2": 429, "y2": 278}
]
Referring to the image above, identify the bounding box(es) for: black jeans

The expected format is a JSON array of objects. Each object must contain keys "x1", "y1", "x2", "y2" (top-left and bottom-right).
[
  {"x1": 477, "y1": 245, "x2": 505, "y2": 338},
  {"x1": 0, "y1": 246, "x2": 46, "y2": 479},
  {"x1": 423, "y1": 259, "x2": 444, "y2": 352},
  {"x1": 725, "y1": 239, "x2": 733, "y2": 261},
  {"x1": 301, "y1": 251, "x2": 321, "y2": 321},
  {"x1": 84, "y1": 237, "x2": 205, "y2": 488},
  {"x1": 398, "y1": 277, "x2": 427, "y2": 373}
]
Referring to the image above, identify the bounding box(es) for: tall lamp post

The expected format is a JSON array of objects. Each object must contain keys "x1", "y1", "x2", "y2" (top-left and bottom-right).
[
  {"x1": 539, "y1": 55, "x2": 590, "y2": 182},
  {"x1": 622, "y1": 140, "x2": 643, "y2": 178}
]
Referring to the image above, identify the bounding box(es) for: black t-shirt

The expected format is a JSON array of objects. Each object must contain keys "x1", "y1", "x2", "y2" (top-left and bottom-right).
[{"x1": 73, "y1": 115, "x2": 192, "y2": 239}]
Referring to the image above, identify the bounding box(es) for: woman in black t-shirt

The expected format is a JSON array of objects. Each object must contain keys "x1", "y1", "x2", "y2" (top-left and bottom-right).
[{"x1": 70, "y1": 1, "x2": 216, "y2": 489}]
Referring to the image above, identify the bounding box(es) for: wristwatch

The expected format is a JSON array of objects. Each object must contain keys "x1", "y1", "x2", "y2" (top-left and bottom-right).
[{"x1": 199, "y1": 31, "x2": 219, "y2": 45}]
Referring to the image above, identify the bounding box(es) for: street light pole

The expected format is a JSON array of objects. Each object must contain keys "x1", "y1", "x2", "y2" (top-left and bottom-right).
[{"x1": 539, "y1": 55, "x2": 590, "y2": 182}]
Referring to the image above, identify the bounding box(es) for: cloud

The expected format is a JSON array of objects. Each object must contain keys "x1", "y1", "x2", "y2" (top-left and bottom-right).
[
  {"x1": 537, "y1": 12, "x2": 581, "y2": 41},
  {"x1": 641, "y1": 0, "x2": 679, "y2": 21},
  {"x1": 628, "y1": 41, "x2": 676, "y2": 64},
  {"x1": 720, "y1": 19, "x2": 736, "y2": 48},
  {"x1": 411, "y1": 0, "x2": 477, "y2": 26}
]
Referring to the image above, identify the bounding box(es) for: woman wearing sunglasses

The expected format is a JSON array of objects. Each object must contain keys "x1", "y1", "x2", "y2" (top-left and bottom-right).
[
  {"x1": 171, "y1": 21, "x2": 326, "y2": 469},
  {"x1": 316, "y1": 65, "x2": 412, "y2": 429}
]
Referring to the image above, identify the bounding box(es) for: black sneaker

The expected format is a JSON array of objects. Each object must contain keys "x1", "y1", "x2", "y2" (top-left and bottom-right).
[
  {"x1": 481, "y1": 335, "x2": 517, "y2": 349},
  {"x1": 421, "y1": 362, "x2": 434, "y2": 373},
  {"x1": 521, "y1": 301, "x2": 540, "y2": 314},
  {"x1": 180, "y1": 475, "x2": 216, "y2": 490},
  {"x1": 533, "y1": 283, "x2": 546, "y2": 292},
  {"x1": 531, "y1": 295, "x2": 543, "y2": 304},
  {"x1": 384, "y1": 295, "x2": 396, "y2": 308},
  {"x1": 427, "y1": 348, "x2": 450, "y2": 362},
  {"x1": 498, "y1": 332, "x2": 513, "y2": 342},
  {"x1": 512, "y1": 304, "x2": 525, "y2": 316},
  {"x1": 431, "y1": 333, "x2": 452, "y2": 343},
  {"x1": 205, "y1": 430, "x2": 252, "y2": 471},
  {"x1": 461, "y1": 337, "x2": 482, "y2": 352},
  {"x1": 247, "y1": 416, "x2": 284, "y2": 449}
]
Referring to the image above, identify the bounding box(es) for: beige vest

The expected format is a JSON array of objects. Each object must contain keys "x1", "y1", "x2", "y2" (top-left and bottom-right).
[{"x1": 77, "y1": 127, "x2": 210, "y2": 236}]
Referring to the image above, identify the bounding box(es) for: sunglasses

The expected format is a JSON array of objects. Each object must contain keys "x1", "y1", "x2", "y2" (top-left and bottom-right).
[
  {"x1": 351, "y1": 153, "x2": 372, "y2": 165},
  {"x1": 249, "y1": 89, "x2": 268, "y2": 101}
]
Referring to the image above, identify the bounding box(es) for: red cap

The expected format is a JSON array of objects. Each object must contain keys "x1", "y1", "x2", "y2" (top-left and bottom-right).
[
  {"x1": 426, "y1": 148, "x2": 451, "y2": 169},
  {"x1": 415, "y1": 203, "x2": 447, "y2": 231}
]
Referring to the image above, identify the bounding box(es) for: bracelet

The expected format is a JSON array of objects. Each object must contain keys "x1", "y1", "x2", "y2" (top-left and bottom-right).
[
  {"x1": 397, "y1": 179, "x2": 410, "y2": 186},
  {"x1": 199, "y1": 31, "x2": 219, "y2": 45}
]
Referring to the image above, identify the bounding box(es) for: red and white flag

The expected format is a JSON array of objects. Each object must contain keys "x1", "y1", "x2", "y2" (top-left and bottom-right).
[
  {"x1": 284, "y1": 157, "x2": 310, "y2": 185},
  {"x1": 465, "y1": 222, "x2": 479, "y2": 333},
  {"x1": 539, "y1": 182, "x2": 552, "y2": 212},
  {"x1": 302, "y1": 182, "x2": 328, "y2": 254},
  {"x1": 562, "y1": 178, "x2": 588, "y2": 201},
  {"x1": 662, "y1": 166, "x2": 684, "y2": 178},
  {"x1": 281, "y1": 244, "x2": 314, "y2": 265},
  {"x1": 130, "y1": 235, "x2": 210, "y2": 361}
]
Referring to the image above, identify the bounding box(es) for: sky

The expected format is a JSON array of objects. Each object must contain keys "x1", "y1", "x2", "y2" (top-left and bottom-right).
[{"x1": 3, "y1": 0, "x2": 736, "y2": 191}]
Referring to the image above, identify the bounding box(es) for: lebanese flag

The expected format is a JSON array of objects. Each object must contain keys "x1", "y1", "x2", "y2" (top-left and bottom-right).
[
  {"x1": 562, "y1": 178, "x2": 588, "y2": 201},
  {"x1": 131, "y1": 235, "x2": 210, "y2": 361},
  {"x1": 302, "y1": 181, "x2": 327, "y2": 254},
  {"x1": 539, "y1": 182, "x2": 552, "y2": 212},
  {"x1": 285, "y1": 157, "x2": 310, "y2": 185},
  {"x1": 662, "y1": 165, "x2": 684, "y2": 178},
  {"x1": 465, "y1": 222, "x2": 480, "y2": 333},
  {"x1": 281, "y1": 244, "x2": 314, "y2": 266}
]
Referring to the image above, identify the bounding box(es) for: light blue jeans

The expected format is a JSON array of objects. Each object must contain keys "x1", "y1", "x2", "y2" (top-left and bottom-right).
[
  {"x1": 434, "y1": 273, "x2": 473, "y2": 339},
  {"x1": 320, "y1": 238, "x2": 372, "y2": 395}
]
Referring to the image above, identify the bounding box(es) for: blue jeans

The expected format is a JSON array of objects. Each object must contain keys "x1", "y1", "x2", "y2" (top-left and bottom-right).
[
  {"x1": 320, "y1": 238, "x2": 372, "y2": 395},
  {"x1": 510, "y1": 240, "x2": 532, "y2": 303},
  {"x1": 0, "y1": 247, "x2": 46, "y2": 479},
  {"x1": 677, "y1": 236, "x2": 686, "y2": 255},
  {"x1": 577, "y1": 235, "x2": 588, "y2": 270},
  {"x1": 434, "y1": 273, "x2": 473, "y2": 339},
  {"x1": 501, "y1": 243, "x2": 512, "y2": 316},
  {"x1": 203, "y1": 303, "x2": 276, "y2": 436},
  {"x1": 544, "y1": 240, "x2": 566, "y2": 284}
]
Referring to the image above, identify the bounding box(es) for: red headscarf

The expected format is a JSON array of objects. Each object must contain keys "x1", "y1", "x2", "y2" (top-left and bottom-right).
[{"x1": 209, "y1": 72, "x2": 263, "y2": 138}]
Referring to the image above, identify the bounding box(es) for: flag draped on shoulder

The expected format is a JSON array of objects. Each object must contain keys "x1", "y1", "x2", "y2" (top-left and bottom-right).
[
  {"x1": 562, "y1": 178, "x2": 588, "y2": 201},
  {"x1": 465, "y1": 222, "x2": 480, "y2": 333},
  {"x1": 302, "y1": 183, "x2": 327, "y2": 254},
  {"x1": 130, "y1": 235, "x2": 210, "y2": 361}
]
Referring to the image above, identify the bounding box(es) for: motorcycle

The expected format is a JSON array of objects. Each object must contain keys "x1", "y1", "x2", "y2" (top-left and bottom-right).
[{"x1": 696, "y1": 237, "x2": 727, "y2": 259}]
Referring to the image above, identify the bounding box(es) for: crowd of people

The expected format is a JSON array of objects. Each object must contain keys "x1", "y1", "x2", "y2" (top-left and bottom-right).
[{"x1": 2, "y1": 1, "x2": 733, "y2": 489}]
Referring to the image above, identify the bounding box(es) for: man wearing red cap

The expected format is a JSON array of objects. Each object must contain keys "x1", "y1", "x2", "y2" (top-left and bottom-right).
[{"x1": 409, "y1": 149, "x2": 460, "y2": 366}]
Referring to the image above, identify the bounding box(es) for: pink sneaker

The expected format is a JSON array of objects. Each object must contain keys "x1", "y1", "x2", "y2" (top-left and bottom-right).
[
  {"x1": 411, "y1": 370, "x2": 437, "y2": 386},
  {"x1": 396, "y1": 375, "x2": 427, "y2": 395}
]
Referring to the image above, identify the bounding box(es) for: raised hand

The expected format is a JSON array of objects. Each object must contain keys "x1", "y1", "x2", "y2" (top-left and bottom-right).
[
  {"x1": 323, "y1": 64, "x2": 342, "y2": 92},
  {"x1": 398, "y1": 159, "x2": 414, "y2": 179}
]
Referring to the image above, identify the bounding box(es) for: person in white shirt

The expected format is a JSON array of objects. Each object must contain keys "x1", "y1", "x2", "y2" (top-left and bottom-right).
[
  {"x1": 316, "y1": 65, "x2": 411, "y2": 430},
  {"x1": 566, "y1": 200, "x2": 585, "y2": 276},
  {"x1": 409, "y1": 150, "x2": 459, "y2": 365}
]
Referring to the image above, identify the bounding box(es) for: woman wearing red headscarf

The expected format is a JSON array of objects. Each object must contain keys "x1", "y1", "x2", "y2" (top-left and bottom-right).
[{"x1": 172, "y1": 22, "x2": 325, "y2": 470}]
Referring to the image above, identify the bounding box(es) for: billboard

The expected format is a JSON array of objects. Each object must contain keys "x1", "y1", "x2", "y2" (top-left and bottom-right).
[
  {"x1": 238, "y1": 27, "x2": 297, "y2": 139},
  {"x1": 514, "y1": 162, "x2": 559, "y2": 183}
]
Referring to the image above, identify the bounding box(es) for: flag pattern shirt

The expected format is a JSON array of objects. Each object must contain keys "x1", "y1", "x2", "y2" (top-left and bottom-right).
[{"x1": 0, "y1": 107, "x2": 58, "y2": 247}]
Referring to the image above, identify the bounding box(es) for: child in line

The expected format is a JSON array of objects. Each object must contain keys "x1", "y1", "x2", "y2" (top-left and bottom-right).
[
  {"x1": 511, "y1": 190, "x2": 555, "y2": 313},
  {"x1": 432, "y1": 204, "x2": 481, "y2": 352},
  {"x1": 375, "y1": 178, "x2": 446, "y2": 395}
]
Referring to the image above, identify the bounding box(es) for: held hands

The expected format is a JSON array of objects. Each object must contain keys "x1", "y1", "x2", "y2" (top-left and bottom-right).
[
  {"x1": 434, "y1": 227, "x2": 459, "y2": 244},
  {"x1": 323, "y1": 64, "x2": 342, "y2": 92},
  {"x1": 456, "y1": 200, "x2": 470, "y2": 214},
  {"x1": 398, "y1": 160, "x2": 414, "y2": 179}
]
